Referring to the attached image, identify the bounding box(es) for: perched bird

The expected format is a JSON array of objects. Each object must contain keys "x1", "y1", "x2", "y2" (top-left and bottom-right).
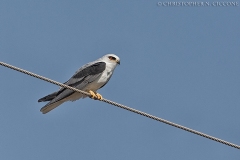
[{"x1": 38, "y1": 54, "x2": 120, "y2": 114}]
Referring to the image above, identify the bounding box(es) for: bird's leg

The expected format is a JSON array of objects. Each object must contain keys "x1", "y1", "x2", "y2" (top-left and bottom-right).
[{"x1": 88, "y1": 90, "x2": 103, "y2": 100}]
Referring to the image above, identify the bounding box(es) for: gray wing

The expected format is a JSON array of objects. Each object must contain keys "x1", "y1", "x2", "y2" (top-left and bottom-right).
[{"x1": 38, "y1": 61, "x2": 106, "y2": 104}]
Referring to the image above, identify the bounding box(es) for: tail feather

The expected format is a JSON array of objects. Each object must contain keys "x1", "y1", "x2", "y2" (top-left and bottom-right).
[
  {"x1": 38, "y1": 89, "x2": 83, "y2": 114},
  {"x1": 40, "y1": 100, "x2": 64, "y2": 114},
  {"x1": 38, "y1": 91, "x2": 58, "y2": 102}
]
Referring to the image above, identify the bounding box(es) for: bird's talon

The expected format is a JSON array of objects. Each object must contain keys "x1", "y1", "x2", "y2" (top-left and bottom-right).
[
  {"x1": 88, "y1": 90, "x2": 103, "y2": 100},
  {"x1": 96, "y1": 93, "x2": 103, "y2": 100},
  {"x1": 89, "y1": 90, "x2": 97, "y2": 99}
]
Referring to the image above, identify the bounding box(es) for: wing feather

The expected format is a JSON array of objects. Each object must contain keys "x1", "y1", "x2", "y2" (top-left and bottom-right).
[{"x1": 63, "y1": 62, "x2": 106, "y2": 86}]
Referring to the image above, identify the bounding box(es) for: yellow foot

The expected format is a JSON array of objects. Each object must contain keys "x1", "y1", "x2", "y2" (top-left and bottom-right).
[
  {"x1": 95, "y1": 93, "x2": 103, "y2": 100},
  {"x1": 88, "y1": 90, "x2": 103, "y2": 100},
  {"x1": 89, "y1": 90, "x2": 97, "y2": 99}
]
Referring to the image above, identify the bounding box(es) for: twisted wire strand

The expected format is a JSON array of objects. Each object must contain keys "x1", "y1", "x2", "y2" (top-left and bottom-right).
[{"x1": 0, "y1": 61, "x2": 239, "y2": 150}]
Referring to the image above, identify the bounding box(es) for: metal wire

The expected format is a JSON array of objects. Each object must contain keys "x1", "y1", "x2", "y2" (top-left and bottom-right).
[{"x1": 1, "y1": 61, "x2": 240, "y2": 150}]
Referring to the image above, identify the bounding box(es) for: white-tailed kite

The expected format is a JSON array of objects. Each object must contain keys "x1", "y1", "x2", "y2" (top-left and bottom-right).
[{"x1": 38, "y1": 54, "x2": 120, "y2": 114}]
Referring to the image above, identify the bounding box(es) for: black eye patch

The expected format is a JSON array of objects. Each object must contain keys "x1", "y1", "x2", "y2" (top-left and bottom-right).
[{"x1": 108, "y1": 56, "x2": 116, "y2": 60}]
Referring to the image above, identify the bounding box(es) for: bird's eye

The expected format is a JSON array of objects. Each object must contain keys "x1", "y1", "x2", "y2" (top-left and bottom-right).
[{"x1": 108, "y1": 56, "x2": 116, "y2": 61}]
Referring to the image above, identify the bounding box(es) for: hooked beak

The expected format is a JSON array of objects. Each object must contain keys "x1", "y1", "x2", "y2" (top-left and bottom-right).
[{"x1": 116, "y1": 60, "x2": 120, "y2": 65}]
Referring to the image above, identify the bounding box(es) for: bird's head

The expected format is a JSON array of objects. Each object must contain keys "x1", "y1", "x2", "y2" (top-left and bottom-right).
[{"x1": 101, "y1": 54, "x2": 120, "y2": 65}]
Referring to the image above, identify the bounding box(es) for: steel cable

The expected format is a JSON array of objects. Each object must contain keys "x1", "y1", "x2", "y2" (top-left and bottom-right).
[{"x1": 1, "y1": 61, "x2": 239, "y2": 150}]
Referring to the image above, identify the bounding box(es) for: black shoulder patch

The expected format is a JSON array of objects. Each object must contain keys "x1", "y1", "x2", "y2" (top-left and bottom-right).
[{"x1": 73, "y1": 62, "x2": 106, "y2": 78}]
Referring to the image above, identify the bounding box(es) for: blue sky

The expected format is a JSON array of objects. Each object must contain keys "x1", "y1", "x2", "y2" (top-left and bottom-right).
[{"x1": 0, "y1": 1, "x2": 240, "y2": 159}]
